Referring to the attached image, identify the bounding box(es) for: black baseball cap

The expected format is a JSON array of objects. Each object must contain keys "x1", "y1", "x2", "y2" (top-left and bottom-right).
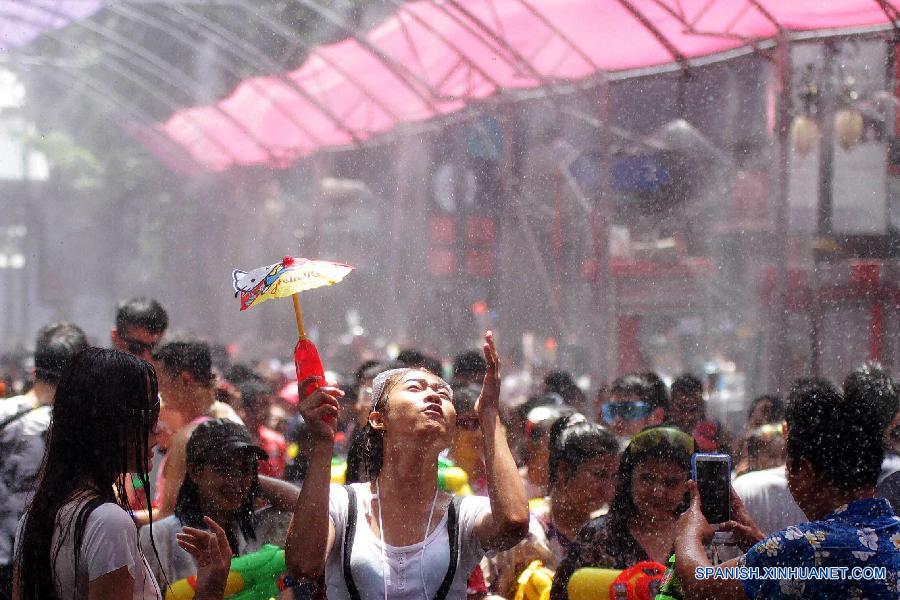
[{"x1": 186, "y1": 418, "x2": 268, "y2": 466}]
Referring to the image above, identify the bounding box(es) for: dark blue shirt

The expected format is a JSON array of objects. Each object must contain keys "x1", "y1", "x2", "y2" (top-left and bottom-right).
[{"x1": 739, "y1": 497, "x2": 900, "y2": 598}]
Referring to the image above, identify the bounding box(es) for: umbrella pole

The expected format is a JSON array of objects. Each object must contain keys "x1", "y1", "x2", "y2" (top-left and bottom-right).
[{"x1": 292, "y1": 293, "x2": 307, "y2": 339}]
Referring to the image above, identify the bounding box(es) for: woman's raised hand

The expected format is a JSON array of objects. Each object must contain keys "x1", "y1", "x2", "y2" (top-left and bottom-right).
[
  {"x1": 176, "y1": 516, "x2": 232, "y2": 600},
  {"x1": 297, "y1": 375, "x2": 343, "y2": 442},
  {"x1": 475, "y1": 331, "x2": 501, "y2": 417}
]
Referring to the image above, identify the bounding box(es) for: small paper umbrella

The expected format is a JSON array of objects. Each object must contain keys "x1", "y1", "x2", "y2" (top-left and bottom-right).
[{"x1": 233, "y1": 256, "x2": 353, "y2": 416}]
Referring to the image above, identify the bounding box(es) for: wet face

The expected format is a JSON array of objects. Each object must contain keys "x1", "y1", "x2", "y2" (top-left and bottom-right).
[
  {"x1": 190, "y1": 449, "x2": 258, "y2": 513},
  {"x1": 373, "y1": 370, "x2": 457, "y2": 450},
  {"x1": 112, "y1": 325, "x2": 163, "y2": 362},
  {"x1": 630, "y1": 457, "x2": 689, "y2": 523},
  {"x1": 603, "y1": 393, "x2": 654, "y2": 438},
  {"x1": 565, "y1": 454, "x2": 619, "y2": 510}
]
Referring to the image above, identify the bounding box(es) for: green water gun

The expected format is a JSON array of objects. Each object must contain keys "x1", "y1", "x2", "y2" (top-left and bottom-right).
[
  {"x1": 654, "y1": 553, "x2": 685, "y2": 600},
  {"x1": 165, "y1": 544, "x2": 291, "y2": 600}
]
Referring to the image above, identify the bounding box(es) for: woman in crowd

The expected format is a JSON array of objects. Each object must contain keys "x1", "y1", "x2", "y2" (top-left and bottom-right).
[
  {"x1": 139, "y1": 419, "x2": 300, "y2": 593},
  {"x1": 518, "y1": 405, "x2": 568, "y2": 501},
  {"x1": 550, "y1": 426, "x2": 694, "y2": 600},
  {"x1": 14, "y1": 348, "x2": 230, "y2": 600},
  {"x1": 285, "y1": 332, "x2": 529, "y2": 600},
  {"x1": 485, "y1": 414, "x2": 620, "y2": 598}
]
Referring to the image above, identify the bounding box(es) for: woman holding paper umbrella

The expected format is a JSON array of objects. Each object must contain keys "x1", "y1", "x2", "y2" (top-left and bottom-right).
[{"x1": 285, "y1": 331, "x2": 529, "y2": 600}]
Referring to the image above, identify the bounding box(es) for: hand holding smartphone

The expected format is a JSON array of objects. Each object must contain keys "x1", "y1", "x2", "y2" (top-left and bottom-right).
[{"x1": 691, "y1": 453, "x2": 732, "y2": 524}]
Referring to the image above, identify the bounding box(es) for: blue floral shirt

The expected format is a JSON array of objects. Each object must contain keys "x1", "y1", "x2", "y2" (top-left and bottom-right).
[{"x1": 739, "y1": 497, "x2": 900, "y2": 599}]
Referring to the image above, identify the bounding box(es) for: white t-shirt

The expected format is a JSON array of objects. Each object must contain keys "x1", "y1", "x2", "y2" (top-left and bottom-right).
[
  {"x1": 51, "y1": 501, "x2": 160, "y2": 600},
  {"x1": 326, "y1": 483, "x2": 491, "y2": 600},
  {"x1": 732, "y1": 466, "x2": 807, "y2": 535}
]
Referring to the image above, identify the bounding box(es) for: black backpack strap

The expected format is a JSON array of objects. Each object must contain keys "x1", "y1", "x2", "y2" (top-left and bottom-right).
[
  {"x1": 434, "y1": 496, "x2": 464, "y2": 600},
  {"x1": 342, "y1": 485, "x2": 362, "y2": 600}
]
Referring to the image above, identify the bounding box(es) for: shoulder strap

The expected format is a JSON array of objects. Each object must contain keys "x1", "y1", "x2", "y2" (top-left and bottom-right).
[
  {"x1": 0, "y1": 406, "x2": 35, "y2": 433},
  {"x1": 434, "y1": 496, "x2": 464, "y2": 600},
  {"x1": 342, "y1": 485, "x2": 362, "y2": 600}
]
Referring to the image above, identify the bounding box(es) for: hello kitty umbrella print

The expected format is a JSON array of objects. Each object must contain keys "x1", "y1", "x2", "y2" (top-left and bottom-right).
[{"x1": 232, "y1": 256, "x2": 353, "y2": 408}]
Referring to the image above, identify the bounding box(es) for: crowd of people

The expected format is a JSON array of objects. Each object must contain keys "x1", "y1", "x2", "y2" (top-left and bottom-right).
[{"x1": 0, "y1": 296, "x2": 898, "y2": 599}]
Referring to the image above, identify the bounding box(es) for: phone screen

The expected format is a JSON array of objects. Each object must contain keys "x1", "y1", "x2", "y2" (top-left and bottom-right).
[{"x1": 694, "y1": 456, "x2": 731, "y2": 524}]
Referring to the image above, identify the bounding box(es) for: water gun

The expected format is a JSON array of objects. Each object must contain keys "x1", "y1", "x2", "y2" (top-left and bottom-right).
[
  {"x1": 653, "y1": 554, "x2": 684, "y2": 600},
  {"x1": 165, "y1": 544, "x2": 291, "y2": 600},
  {"x1": 514, "y1": 560, "x2": 554, "y2": 600},
  {"x1": 328, "y1": 456, "x2": 472, "y2": 495},
  {"x1": 567, "y1": 562, "x2": 666, "y2": 600}
]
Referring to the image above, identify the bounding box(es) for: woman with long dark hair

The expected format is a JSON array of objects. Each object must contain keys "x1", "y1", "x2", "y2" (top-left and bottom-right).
[
  {"x1": 285, "y1": 332, "x2": 529, "y2": 600},
  {"x1": 550, "y1": 426, "x2": 695, "y2": 600},
  {"x1": 14, "y1": 348, "x2": 231, "y2": 600}
]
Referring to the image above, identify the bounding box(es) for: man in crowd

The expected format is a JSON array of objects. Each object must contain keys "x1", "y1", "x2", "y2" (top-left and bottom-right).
[
  {"x1": 599, "y1": 373, "x2": 667, "y2": 442},
  {"x1": 674, "y1": 378, "x2": 900, "y2": 599},
  {"x1": 452, "y1": 349, "x2": 487, "y2": 386},
  {"x1": 152, "y1": 336, "x2": 243, "y2": 520},
  {"x1": 237, "y1": 379, "x2": 287, "y2": 478},
  {"x1": 731, "y1": 386, "x2": 812, "y2": 537},
  {"x1": 0, "y1": 323, "x2": 87, "y2": 600},
  {"x1": 667, "y1": 374, "x2": 728, "y2": 453},
  {"x1": 843, "y1": 363, "x2": 900, "y2": 480},
  {"x1": 110, "y1": 296, "x2": 168, "y2": 362}
]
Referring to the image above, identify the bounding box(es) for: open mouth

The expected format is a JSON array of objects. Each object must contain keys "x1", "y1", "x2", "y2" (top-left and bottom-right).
[{"x1": 423, "y1": 404, "x2": 444, "y2": 418}]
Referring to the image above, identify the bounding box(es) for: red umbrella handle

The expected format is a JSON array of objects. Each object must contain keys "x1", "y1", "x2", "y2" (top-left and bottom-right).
[{"x1": 294, "y1": 337, "x2": 334, "y2": 423}]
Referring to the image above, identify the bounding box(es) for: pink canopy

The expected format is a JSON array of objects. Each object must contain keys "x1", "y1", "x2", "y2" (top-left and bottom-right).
[{"x1": 152, "y1": 0, "x2": 900, "y2": 171}]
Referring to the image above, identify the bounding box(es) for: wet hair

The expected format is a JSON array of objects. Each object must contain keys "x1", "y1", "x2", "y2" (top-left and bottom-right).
[
  {"x1": 354, "y1": 360, "x2": 382, "y2": 384},
  {"x1": 176, "y1": 424, "x2": 260, "y2": 553},
  {"x1": 748, "y1": 394, "x2": 784, "y2": 422},
  {"x1": 238, "y1": 379, "x2": 273, "y2": 413},
  {"x1": 33, "y1": 322, "x2": 88, "y2": 385},
  {"x1": 453, "y1": 350, "x2": 487, "y2": 381},
  {"x1": 16, "y1": 348, "x2": 161, "y2": 600},
  {"x1": 226, "y1": 363, "x2": 262, "y2": 386},
  {"x1": 544, "y1": 371, "x2": 587, "y2": 409},
  {"x1": 610, "y1": 373, "x2": 663, "y2": 410},
  {"x1": 547, "y1": 414, "x2": 618, "y2": 492},
  {"x1": 843, "y1": 362, "x2": 899, "y2": 433},
  {"x1": 786, "y1": 378, "x2": 883, "y2": 491},
  {"x1": 154, "y1": 337, "x2": 215, "y2": 387},
  {"x1": 396, "y1": 349, "x2": 426, "y2": 367},
  {"x1": 641, "y1": 372, "x2": 669, "y2": 411},
  {"x1": 115, "y1": 297, "x2": 168, "y2": 335},
  {"x1": 670, "y1": 374, "x2": 702, "y2": 399},
  {"x1": 606, "y1": 427, "x2": 693, "y2": 554}
]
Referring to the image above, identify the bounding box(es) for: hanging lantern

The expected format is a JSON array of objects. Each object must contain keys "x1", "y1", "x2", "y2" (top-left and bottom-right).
[
  {"x1": 790, "y1": 115, "x2": 820, "y2": 157},
  {"x1": 834, "y1": 109, "x2": 864, "y2": 150}
]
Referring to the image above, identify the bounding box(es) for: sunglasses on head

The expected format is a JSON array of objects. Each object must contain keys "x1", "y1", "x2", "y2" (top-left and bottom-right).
[
  {"x1": 602, "y1": 400, "x2": 651, "y2": 423},
  {"x1": 627, "y1": 426, "x2": 695, "y2": 456}
]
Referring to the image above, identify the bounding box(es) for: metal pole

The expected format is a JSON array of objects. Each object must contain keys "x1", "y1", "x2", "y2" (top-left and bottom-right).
[
  {"x1": 593, "y1": 80, "x2": 616, "y2": 383},
  {"x1": 811, "y1": 40, "x2": 837, "y2": 377},
  {"x1": 771, "y1": 34, "x2": 792, "y2": 394}
]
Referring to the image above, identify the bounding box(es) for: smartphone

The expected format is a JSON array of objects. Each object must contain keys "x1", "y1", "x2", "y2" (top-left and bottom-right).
[{"x1": 691, "y1": 453, "x2": 731, "y2": 524}]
